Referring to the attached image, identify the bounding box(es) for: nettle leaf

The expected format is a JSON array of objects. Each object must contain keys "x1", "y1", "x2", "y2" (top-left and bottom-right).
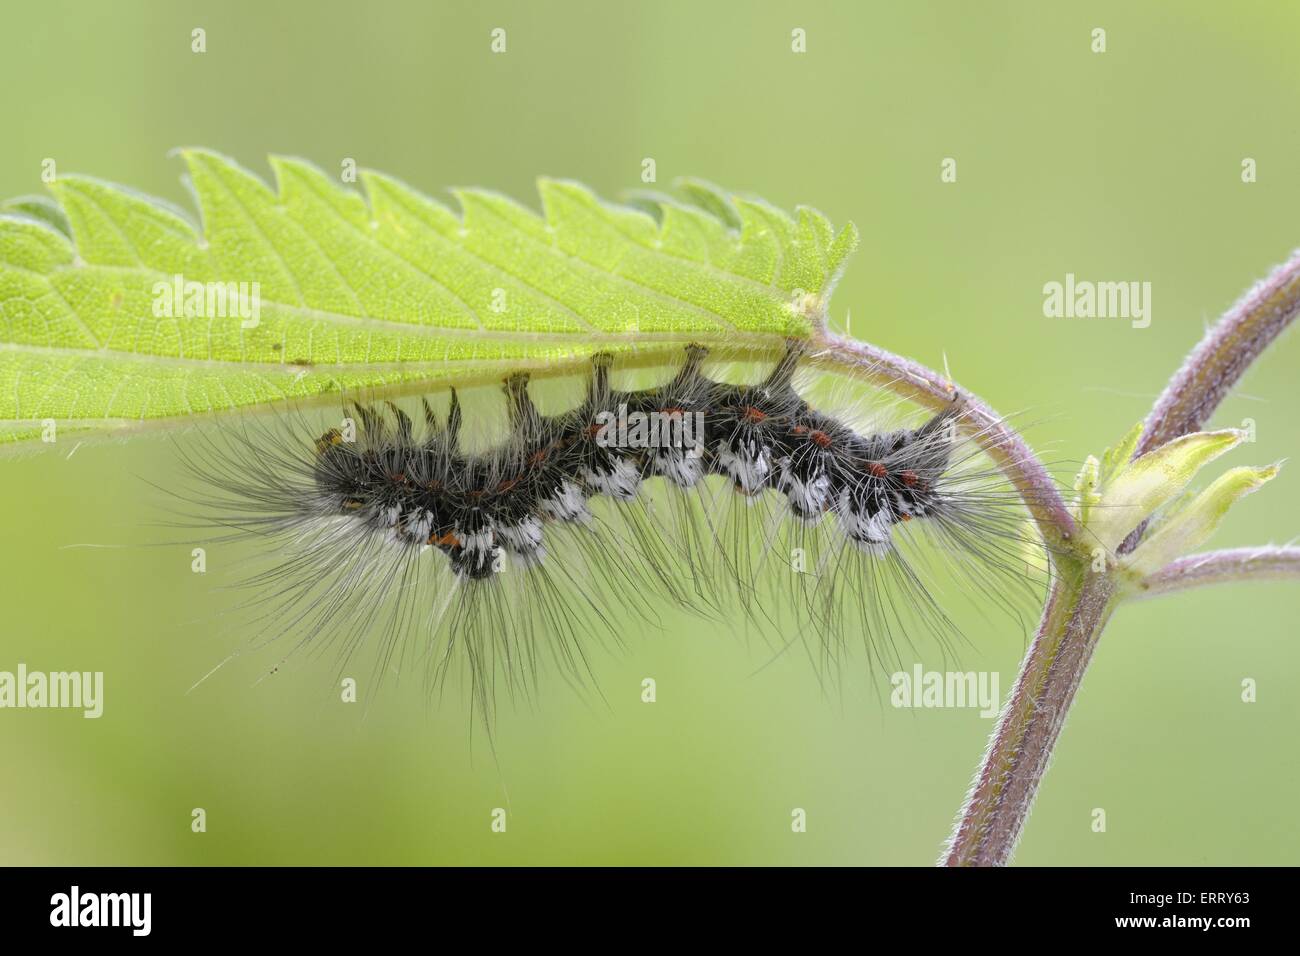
[{"x1": 0, "y1": 149, "x2": 858, "y2": 445}]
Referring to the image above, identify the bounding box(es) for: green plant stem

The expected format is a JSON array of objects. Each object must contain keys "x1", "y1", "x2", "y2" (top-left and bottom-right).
[
  {"x1": 937, "y1": 252, "x2": 1300, "y2": 865},
  {"x1": 1120, "y1": 250, "x2": 1300, "y2": 554},
  {"x1": 1136, "y1": 546, "x2": 1300, "y2": 599},
  {"x1": 943, "y1": 558, "x2": 1117, "y2": 866},
  {"x1": 815, "y1": 252, "x2": 1300, "y2": 867},
  {"x1": 1135, "y1": 251, "x2": 1300, "y2": 456}
]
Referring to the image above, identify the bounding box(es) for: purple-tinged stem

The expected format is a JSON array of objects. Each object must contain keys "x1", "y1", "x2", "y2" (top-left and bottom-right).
[
  {"x1": 1121, "y1": 251, "x2": 1300, "y2": 553},
  {"x1": 1137, "y1": 546, "x2": 1300, "y2": 599},
  {"x1": 913, "y1": 252, "x2": 1299, "y2": 866}
]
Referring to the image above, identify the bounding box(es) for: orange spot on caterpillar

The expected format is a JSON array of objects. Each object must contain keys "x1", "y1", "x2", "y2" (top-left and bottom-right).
[
  {"x1": 868, "y1": 462, "x2": 888, "y2": 478},
  {"x1": 428, "y1": 531, "x2": 460, "y2": 547},
  {"x1": 792, "y1": 424, "x2": 808, "y2": 435},
  {"x1": 741, "y1": 406, "x2": 767, "y2": 424},
  {"x1": 900, "y1": 513, "x2": 912, "y2": 522},
  {"x1": 809, "y1": 430, "x2": 832, "y2": 448},
  {"x1": 900, "y1": 470, "x2": 919, "y2": 487}
]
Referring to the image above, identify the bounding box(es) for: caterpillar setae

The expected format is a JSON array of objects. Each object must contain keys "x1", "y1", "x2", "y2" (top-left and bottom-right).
[{"x1": 181, "y1": 340, "x2": 1045, "y2": 722}]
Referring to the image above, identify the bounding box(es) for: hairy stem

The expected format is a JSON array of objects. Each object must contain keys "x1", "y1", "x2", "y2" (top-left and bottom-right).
[
  {"x1": 1136, "y1": 250, "x2": 1300, "y2": 455},
  {"x1": 936, "y1": 252, "x2": 1300, "y2": 865},
  {"x1": 812, "y1": 252, "x2": 1300, "y2": 867},
  {"x1": 1136, "y1": 546, "x2": 1300, "y2": 599},
  {"x1": 943, "y1": 560, "x2": 1116, "y2": 866},
  {"x1": 1121, "y1": 250, "x2": 1300, "y2": 553}
]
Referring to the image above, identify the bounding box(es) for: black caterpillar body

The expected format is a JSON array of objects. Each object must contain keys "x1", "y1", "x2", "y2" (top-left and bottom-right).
[
  {"x1": 177, "y1": 339, "x2": 1043, "y2": 716},
  {"x1": 310, "y1": 342, "x2": 961, "y2": 581}
]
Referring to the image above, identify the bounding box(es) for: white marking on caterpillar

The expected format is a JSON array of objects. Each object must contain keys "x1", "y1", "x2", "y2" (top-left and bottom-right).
[
  {"x1": 539, "y1": 479, "x2": 591, "y2": 524},
  {"x1": 581, "y1": 456, "x2": 642, "y2": 500},
  {"x1": 717, "y1": 440, "x2": 771, "y2": 495},
  {"x1": 777, "y1": 459, "x2": 831, "y2": 524}
]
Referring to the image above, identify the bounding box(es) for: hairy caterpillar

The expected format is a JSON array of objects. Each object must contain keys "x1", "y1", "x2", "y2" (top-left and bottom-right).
[{"x1": 181, "y1": 341, "x2": 1044, "y2": 722}]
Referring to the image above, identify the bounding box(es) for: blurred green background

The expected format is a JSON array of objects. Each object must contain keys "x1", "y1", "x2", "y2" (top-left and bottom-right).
[{"x1": 2, "y1": 0, "x2": 1298, "y2": 865}]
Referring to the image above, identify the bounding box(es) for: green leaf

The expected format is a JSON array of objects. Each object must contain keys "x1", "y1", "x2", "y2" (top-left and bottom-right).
[
  {"x1": 1099, "y1": 421, "x2": 1144, "y2": 485},
  {"x1": 1082, "y1": 427, "x2": 1246, "y2": 552},
  {"x1": 1124, "y1": 463, "x2": 1283, "y2": 577},
  {"x1": 1072, "y1": 422, "x2": 1144, "y2": 527},
  {"x1": 1, "y1": 195, "x2": 72, "y2": 239},
  {"x1": 0, "y1": 149, "x2": 859, "y2": 445},
  {"x1": 1072, "y1": 455, "x2": 1102, "y2": 526}
]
